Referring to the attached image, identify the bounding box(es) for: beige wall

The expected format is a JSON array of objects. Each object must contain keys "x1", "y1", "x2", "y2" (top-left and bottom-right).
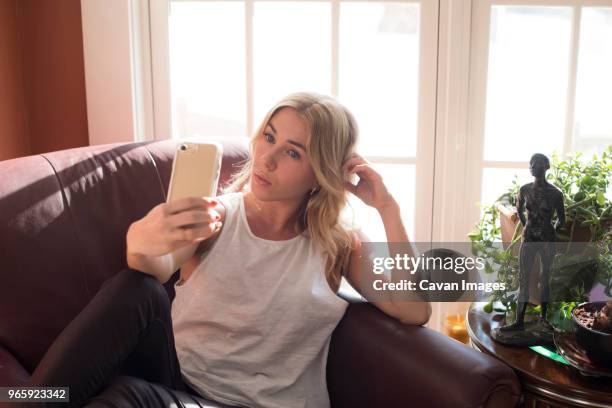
[{"x1": 0, "y1": 0, "x2": 88, "y2": 161}]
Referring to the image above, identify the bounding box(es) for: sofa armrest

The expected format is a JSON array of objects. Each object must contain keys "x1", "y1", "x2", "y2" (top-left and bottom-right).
[
  {"x1": 0, "y1": 344, "x2": 30, "y2": 387},
  {"x1": 327, "y1": 302, "x2": 521, "y2": 408}
]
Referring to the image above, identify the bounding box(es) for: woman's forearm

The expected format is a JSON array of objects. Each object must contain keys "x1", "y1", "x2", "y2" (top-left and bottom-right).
[{"x1": 378, "y1": 198, "x2": 431, "y2": 325}]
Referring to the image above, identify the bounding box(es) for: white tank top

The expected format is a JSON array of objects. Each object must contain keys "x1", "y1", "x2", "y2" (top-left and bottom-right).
[{"x1": 171, "y1": 191, "x2": 349, "y2": 408}]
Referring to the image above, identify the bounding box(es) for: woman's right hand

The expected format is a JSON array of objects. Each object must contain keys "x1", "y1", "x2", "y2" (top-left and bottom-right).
[{"x1": 127, "y1": 196, "x2": 222, "y2": 257}]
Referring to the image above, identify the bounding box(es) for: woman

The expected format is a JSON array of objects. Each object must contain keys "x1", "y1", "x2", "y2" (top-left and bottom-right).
[{"x1": 28, "y1": 92, "x2": 430, "y2": 408}]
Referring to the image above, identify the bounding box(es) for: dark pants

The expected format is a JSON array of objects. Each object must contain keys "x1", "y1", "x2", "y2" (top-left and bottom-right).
[{"x1": 27, "y1": 268, "x2": 238, "y2": 408}]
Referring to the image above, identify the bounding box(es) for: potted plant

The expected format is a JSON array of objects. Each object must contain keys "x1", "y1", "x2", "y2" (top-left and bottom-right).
[{"x1": 468, "y1": 145, "x2": 612, "y2": 331}]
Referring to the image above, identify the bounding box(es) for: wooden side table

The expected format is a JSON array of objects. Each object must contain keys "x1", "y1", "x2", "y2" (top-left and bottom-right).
[{"x1": 467, "y1": 303, "x2": 612, "y2": 407}]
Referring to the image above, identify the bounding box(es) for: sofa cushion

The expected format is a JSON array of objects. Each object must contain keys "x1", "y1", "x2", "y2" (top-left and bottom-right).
[
  {"x1": 41, "y1": 142, "x2": 173, "y2": 295},
  {"x1": 0, "y1": 139, "x2": 249, "y2": 374},
  {"x1": 0, "y1": 154, "x2": 89, "y2": 373}
]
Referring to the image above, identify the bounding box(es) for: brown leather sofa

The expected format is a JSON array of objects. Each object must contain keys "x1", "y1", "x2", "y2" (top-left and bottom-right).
[{"x1": 0, "y1": 140, "x2": 521, "y2": 407}]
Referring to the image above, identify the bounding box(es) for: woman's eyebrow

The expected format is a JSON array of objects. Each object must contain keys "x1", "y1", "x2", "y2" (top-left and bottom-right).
[
  {"x1": 287, "y1": 140, "x2": 306, "y2": 152},
  {"x1": 267, "y1": 122, "x2": 306, "y2": 152}
]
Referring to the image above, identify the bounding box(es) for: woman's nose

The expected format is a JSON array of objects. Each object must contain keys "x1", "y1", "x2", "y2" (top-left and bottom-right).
[{"x1": 262, "y1": 151, "x2": 277, "y2": 171}]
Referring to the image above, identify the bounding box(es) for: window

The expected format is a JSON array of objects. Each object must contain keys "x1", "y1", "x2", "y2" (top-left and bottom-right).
[
  {"x1": 466, "y1": 1, "x2": 612, "y2": 232},
  {"x1": 159, "y1": 0, "x2": 439, "y2": 242},
  {"x1": 140, "y1": 0, "x2": 612, "y2": 331},
  {"x1": 169, "y1": 2, "x2": 247, "y2": 139}
]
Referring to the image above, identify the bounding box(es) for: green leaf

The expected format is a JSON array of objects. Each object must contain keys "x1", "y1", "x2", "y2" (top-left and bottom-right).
[
  {"x1": 596, "y1": 191, "x2": 606, "y2": 206},
  {"x1": 574, "y1": 191, "x2": 586, "y2": 202}
]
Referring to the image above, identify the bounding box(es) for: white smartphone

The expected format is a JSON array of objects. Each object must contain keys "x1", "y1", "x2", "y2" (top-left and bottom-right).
[{"x1": 166, "y1": 142, "x2": 223, "y2": 203}]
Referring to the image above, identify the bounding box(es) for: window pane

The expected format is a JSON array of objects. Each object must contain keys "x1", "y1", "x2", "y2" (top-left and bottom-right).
[
  {"x1": 253, "y1": 2, "x2": 331, "y2": 125},
  {"x1": 343, "y1": 164, "x2": 415, "y2": 241},
  {"x1": 169, "y1": 2, "x2": 246, "y2": 139},
  {"x1": 339, "y1": 3, "x2": 419, "y2": 157},
  {"x1": 574, "y1": 8, "x2": 612, "y2": 156},
  {"x1": 483, "y1": 6, "x2": 572, "y2": 161},
  {"x1": 480, "y1": 167, "x2": 531, "y2": 207}
]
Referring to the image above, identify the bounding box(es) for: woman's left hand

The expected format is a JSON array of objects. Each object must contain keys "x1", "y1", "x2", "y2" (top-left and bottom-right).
[{"x1": 343, "y1": 153, "x2": 396, "y2": 212}]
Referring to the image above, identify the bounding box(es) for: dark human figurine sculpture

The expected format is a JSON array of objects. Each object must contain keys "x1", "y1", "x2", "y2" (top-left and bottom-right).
[{"x1": 492, "y1": 153, "x2": 566, "y2": 346}]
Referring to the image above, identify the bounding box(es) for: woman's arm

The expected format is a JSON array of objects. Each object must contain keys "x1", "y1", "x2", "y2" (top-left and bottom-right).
[
  {"x1": 126, "y1": 197, "x2": 224, "y2": 284},
  {"x1": 343, "y1": 155, "x2": 431, "y2": 325},
  {"x1": 126, "y1": 234, "x2": 196, "y2": 284},
  {"x1": 377, "y1": 199, "x2": 431, "y2": 325},
  {"x1": 344, "y1": 202, "x2": 431, "y2": 326}
]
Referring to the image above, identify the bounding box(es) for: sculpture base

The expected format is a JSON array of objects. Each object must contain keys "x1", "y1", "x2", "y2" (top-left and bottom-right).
[{"x1": 491, "y1": 318, "x2": 555, "y2": 348}]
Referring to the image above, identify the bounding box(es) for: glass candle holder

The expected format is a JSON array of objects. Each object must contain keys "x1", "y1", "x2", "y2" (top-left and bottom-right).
[{"x1": 444, "y1": 313, "x2": 468, "y2": 344}]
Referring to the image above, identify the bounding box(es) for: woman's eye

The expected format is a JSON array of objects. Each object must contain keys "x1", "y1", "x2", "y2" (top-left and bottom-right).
[{"x1": 264, "y1": 133, "x2": 300, "y2": 159}]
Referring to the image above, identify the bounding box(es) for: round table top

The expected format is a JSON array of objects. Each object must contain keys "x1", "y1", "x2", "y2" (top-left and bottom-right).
[{"x1": 467, "y1": 303, "x2": 612, "y2": 405}]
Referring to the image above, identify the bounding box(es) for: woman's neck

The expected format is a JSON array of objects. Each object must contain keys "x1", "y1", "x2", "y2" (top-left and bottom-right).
[{"x1": 243, "y1": 192, "x2": 305, "y2": 238}]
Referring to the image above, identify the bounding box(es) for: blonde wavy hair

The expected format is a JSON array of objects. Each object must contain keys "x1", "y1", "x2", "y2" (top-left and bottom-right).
[{"x1": 223, "y1": 92, "x2": 359, "y2": 292}]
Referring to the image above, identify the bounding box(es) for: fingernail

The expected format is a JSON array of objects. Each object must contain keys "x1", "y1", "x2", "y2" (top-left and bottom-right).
[
  {"x1": 216, "y1": 221, "x2": 222, "y2": 228},
  {"x1": 215, "y1": 215, "x2": 220, "y2": 221},
  {"x1": 211, "y1": 200, "x2": 218, "y2": 206}
]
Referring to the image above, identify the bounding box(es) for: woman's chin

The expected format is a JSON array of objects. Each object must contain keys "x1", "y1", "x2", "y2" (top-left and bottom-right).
[{"x1": 249, "y1": 182, "x2": 271, "y2": 199}]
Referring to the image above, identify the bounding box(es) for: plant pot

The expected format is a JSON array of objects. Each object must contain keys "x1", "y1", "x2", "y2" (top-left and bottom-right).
[
  {"x1": 572, "y1": 302, "x2": 612, "y2": 368},
  {"x1": 496, "y1": 203, "x2": 593, "y2": 246},
  {"x1": 496, "y1": 203, "x2": 520, "y2": 254}
]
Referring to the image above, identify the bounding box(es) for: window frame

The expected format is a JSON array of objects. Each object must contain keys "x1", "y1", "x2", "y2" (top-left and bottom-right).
[
  {"x1": 463, "y1": 0, "x2": 612, "y2": 240},
  {"x1": 147, "y1": 0, "x2": 439, "y2": 243}
]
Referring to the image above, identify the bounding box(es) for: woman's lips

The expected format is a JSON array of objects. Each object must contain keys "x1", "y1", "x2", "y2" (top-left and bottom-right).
[{"x1": 253, "y1": 173, "x2": 271, "y2": 186}]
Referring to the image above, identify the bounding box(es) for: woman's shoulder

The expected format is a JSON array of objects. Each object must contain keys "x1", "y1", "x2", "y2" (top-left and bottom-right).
[{"x1": 215, "y1": 191, "x2": 242, "y2": 203}]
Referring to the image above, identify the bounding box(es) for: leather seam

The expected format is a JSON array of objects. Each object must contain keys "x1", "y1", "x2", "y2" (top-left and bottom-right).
[
  {"x1": 40, "y1": 153, "x2": 91, "y2": 299},
  {"x1": 142, "y1": 143, "x2": 169, "y2": 201}
]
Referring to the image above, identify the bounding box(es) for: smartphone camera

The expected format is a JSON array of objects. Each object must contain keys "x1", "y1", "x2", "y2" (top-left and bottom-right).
[{"x1": 180, "y1": 144, "x2": 188, "y2": 151}]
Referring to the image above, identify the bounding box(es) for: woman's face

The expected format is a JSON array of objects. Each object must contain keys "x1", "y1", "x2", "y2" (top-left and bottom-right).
[{"x1": 250, "y1": 107, "x2": 317, "y2": 202}]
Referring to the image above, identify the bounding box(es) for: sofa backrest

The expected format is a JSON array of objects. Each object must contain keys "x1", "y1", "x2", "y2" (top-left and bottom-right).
[{"x1": 0, "y1": 139, "x2": 248, "y2": 373}]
